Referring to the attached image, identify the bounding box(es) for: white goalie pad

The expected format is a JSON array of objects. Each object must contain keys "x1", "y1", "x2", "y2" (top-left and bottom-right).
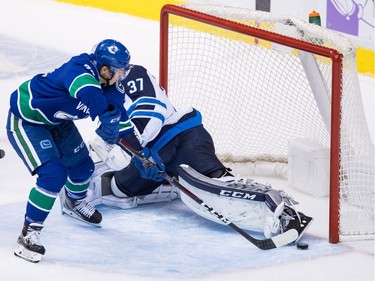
[
  {"x1": 85, "y1": 161, "x2": 180, "y2": 209},
  {"x1": 178, "y1": 165, "x2": 267, "y2": 233},
  {"x1": 88, "y1": 134, "x2": 131, "y2": 171},
  {"x1": 177, "y1": 165, "x2": 300, "y2": 237}
]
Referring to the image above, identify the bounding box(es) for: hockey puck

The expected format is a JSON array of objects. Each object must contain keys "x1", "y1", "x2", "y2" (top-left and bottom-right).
[
  {"x1": 296, "y1": 242, "x2": 309, "y2": 250},
  {"x1": 0, "y1": 149, "x2": 4, "y2": 159}
]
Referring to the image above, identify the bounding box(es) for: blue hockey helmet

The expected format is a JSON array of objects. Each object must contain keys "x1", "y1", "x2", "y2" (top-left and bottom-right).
[{"x1": 93, "y1": 39, "x2": 131, "y2": 76}]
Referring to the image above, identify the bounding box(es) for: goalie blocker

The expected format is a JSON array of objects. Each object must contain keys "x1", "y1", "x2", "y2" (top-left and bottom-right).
[{"x1": 177, "y1": 165, "x2": 313, "y2": 242}]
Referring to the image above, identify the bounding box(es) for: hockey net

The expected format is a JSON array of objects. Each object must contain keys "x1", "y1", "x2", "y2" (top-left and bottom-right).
[{"x1": 159, "y1": 4, "x2": 374, "y2": 243}]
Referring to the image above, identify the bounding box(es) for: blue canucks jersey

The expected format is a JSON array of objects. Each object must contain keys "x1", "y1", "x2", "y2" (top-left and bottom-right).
[{"x1": 9, "y1": 53, "x2": 109, "y2": 125}]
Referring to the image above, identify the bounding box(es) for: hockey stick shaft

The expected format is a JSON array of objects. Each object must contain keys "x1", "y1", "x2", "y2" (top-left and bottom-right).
[{"x1": 118, "y1": 140, "x2": 298, "y2": 250}]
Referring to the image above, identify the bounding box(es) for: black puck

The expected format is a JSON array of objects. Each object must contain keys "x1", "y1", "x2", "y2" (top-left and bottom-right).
[
  {"x1": 0, "y1": 149, "x2": 5, "y2": 159},
  {"x1": 297, "y1": 242, "x2": 309, "y2": 250}
]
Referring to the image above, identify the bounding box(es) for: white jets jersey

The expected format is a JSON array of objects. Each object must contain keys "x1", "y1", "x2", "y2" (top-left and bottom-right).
[{"x1": 109, "y1": 65, "x2": 201, "y2": 150}]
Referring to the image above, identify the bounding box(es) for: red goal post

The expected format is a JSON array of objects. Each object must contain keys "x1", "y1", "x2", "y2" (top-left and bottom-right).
[{"x1": 159, "y1": 4, "x2": 374, "y2": 243}]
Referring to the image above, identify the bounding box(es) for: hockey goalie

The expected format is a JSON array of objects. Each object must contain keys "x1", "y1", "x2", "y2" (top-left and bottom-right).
[
  {"x1": 83, "y1": 62, "x2": 312, "y2": 244},
  {"x1": 87, "y1": 140, "x2": 312, "y2": 243}
]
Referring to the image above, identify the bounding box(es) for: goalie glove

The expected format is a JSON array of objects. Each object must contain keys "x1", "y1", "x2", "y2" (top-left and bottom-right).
[
  {"x1": 88, "y1": 134, "x2": 131, "y2": 171},
  {"x1": 133, "y1": 147, "x2": 166, "y2": 182}
]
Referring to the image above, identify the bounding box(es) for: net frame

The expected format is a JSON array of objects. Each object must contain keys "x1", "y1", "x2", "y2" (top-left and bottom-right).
[{"x1": 159, "y1": 4, "x2": 374, "y2": 243}]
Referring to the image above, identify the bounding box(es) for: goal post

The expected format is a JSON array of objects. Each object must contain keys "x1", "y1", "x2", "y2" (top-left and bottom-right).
[{"x1": 159, "y1": 4, "x2": 374, "y2": 243}]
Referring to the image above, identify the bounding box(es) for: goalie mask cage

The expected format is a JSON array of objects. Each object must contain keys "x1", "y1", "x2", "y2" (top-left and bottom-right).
[{"x1": 159, "y1": 4, "x2": 374, "y2": 243}]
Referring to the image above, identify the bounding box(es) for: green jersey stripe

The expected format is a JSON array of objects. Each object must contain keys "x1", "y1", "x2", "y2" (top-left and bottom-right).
[
  {"x1": 13, "y1": 116, "x2": 40, "y2": 170},
  {"x1": 18, "y1": 80, "x2": 58, "y2": 125},
  {"x1": 69, "y1": 73, "x2": 101, "y2": 98},
  {"x1": 65, "y1": 178, "x2": 90, "y2": 192},
  {"x1": 28, "y1": 186, "x2": 57, "y2": 212}
]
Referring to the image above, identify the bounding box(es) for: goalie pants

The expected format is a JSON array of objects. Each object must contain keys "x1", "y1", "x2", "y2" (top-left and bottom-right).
[{"x1": 114, "y1": 125, "x2": 226, "y2": 197}]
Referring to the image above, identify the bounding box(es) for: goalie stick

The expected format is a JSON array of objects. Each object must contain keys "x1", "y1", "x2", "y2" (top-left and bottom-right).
[{"x1": 118, "y1": 140, "x2": 298, "y2": 250}]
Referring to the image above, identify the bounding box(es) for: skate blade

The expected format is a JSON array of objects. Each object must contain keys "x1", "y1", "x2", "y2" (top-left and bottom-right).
[
  {"x1": 61, "y1": 207, "x2": 102, "y2": 228},
  {"x1": 14, "y1": 244, "x2": 43, "y2": 263}
]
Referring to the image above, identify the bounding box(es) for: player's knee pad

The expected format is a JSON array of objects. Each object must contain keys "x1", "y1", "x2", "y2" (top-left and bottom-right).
[
  {"x1": 67, "y1": 155, "x2": 95, "y2": 183},
  {"x1": 36, "y1": 158, "x2": 67, "y2": 193}
]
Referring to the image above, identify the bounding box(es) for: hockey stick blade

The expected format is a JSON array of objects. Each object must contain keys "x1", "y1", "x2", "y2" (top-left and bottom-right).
[{"x1": 118, "y1": 140, "x2": 298, "y2": 250}]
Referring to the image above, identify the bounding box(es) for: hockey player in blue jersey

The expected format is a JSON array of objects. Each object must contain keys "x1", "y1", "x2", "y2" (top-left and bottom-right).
[
  {"x1": 7, "y1": 39, "x2": 130, "y2": 263},
  {"x1": 87, "y1": 62, "x2": 312, "y2": 245}
]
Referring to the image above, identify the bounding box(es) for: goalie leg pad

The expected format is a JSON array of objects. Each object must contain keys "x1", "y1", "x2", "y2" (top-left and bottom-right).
[
  {"x1": 136, "y1": 183, "x2": 180, "y2": 204},
  {"x1": 85, "y1": 160, "x2": 115, "y2": 206},
  {"x1": 99, "y1": 182, "x2": 180, "y2": 209},
  {"x1": 110, "y1": 177, "x2": 180, "y2": 208},
  {"x1": 178, "y1": 165, "x2": 266, "y2": 232},
  {"x1": 86, "y1": 164, "x2": 181, "y2": 209},
  {"x1": 177, "y1": 164, "x2": 312, "y2": 237},
  {"x1": 85, "y1": 164, "x2": 137, "y2": 209}
]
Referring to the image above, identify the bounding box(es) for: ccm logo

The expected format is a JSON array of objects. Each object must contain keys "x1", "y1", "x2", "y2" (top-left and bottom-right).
[
  {"x1": 110, "y1": 116, "x2": 121, "y2": 123},
  {"x1": 74, "y1": 141, "x2": 85, "y2": 153},
  {"x1": 219, "y1": 190, "x2": 257, "y2": 200}
]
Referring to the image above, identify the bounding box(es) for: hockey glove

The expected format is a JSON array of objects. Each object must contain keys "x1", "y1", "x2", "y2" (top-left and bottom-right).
[
  {"x1": 133, "y1": 147, "x2": 166, "y2": 182},
  {"x1": 96, "y1": 107, "x2": 121, "y2": 144},
  {"x1": 88, "y1": 134, "x2": 131, "y2": 171},
  {"x1": 140, "y1": 147, "x2": 165, "y2": 171}
]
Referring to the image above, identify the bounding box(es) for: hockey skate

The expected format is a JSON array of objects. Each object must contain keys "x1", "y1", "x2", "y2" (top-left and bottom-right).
[
  {"x1": 280, "y1": 206, "x2": 313, "y2": 243},
  {"x1": 59, "y1": 190, "x2": 102, "y2": 227},
  {"x1": 14, "y1": 223, "x2": 46, "y2": 263}
]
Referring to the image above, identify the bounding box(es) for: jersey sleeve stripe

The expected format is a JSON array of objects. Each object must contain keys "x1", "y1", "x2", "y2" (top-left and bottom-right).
[
  {"x1": 129, "y1": 111, "x2": 165, "y2": 123},
  {"x1": 17, "y1": 80, "x2": 58, "y2": 125},
  {"x1": 127, "y1": 97, "x2": 167, "y2": 116},
  {"x1": 68, "y1": 73, "x2": 101, "y2": 98}
]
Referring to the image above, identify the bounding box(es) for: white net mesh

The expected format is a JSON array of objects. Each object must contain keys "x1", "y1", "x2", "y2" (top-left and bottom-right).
[{"x1": 162, "y1": 4, "x2": 374, "y2": 241}]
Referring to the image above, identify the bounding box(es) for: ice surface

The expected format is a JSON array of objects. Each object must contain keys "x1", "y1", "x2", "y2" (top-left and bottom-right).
[{"x1": 0, "y1": 1, "x2": 373, "y2": 281}]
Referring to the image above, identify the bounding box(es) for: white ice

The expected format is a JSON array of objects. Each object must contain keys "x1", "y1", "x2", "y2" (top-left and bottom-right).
[{"x1": 0, "y1": 0, "x2": 373, "y2": 281}]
